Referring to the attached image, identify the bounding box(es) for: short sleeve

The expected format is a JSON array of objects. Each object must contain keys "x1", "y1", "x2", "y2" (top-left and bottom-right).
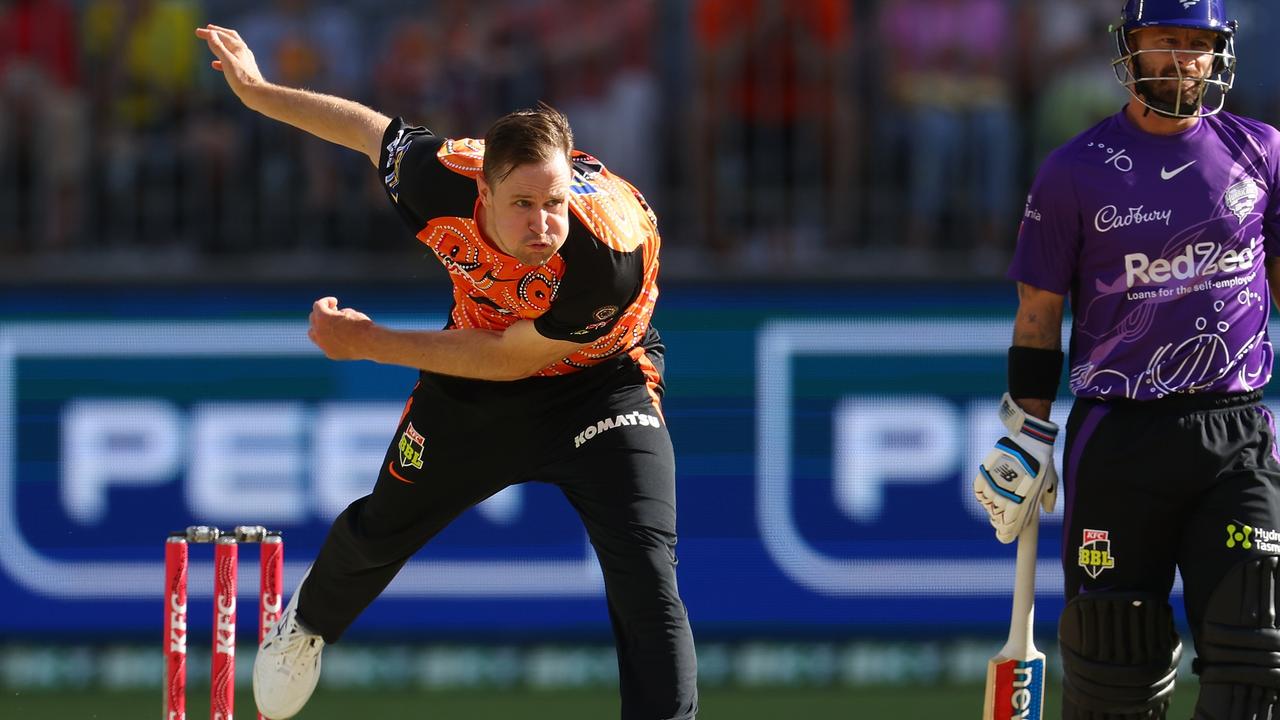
[
  {"x1": 378, "y1": 117, "x2": 476, "y2": 232},
  {"x1": 1261, "y1": 126, "x2": 1280, "y2": 259},
  {"x1": 533, "y1": 221, "x2": 644, "y2": 342},
  {"x1": 1007, "y1": 149, "x2": 1082, "y2": 296}
]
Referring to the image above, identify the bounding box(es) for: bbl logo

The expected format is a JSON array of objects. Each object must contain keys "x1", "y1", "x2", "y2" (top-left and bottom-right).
[
  {"x1": 398, "y1": 423, "x2": 425, "y2": 470},
  {"x1": 1078, "y1": 529, "x2": 1116, "y2": 579},
  {"x1": 1226, "y1": 522, "x2": 1253, "y2": 549}
]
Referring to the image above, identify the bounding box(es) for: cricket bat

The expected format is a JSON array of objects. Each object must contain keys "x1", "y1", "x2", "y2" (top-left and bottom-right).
[{"x1": 982, "y1": 510, "x2": 1046, "y2": 720}]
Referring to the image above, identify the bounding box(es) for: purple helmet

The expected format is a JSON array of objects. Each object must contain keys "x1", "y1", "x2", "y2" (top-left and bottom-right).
[{"x1": 1112, "y1": 0, "x2": 1238, "y2": 118}]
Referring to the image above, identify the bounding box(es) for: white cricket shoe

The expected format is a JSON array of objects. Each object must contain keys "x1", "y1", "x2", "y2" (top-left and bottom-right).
[{"x1": 253, "y1": 581, "x2": 325, "y2": 719}]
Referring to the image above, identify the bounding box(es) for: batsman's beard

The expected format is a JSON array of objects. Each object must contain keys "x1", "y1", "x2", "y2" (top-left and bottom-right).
[{"x1": 1132, "y1": 55, "x2": 1207, "y2": 118}]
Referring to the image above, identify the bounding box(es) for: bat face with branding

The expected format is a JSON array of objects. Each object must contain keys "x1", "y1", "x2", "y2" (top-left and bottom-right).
[
  {"x1": 982, "y1": 512, "x2": 1045, "y2": 720},
  {"x1": 983, "y1": 650, "x2": 1045, "y2": 720}
]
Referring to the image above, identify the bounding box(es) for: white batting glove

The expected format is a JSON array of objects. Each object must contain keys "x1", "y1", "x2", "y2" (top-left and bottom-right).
[{"x1": 974, "y1": 393, "x2": 1059, "y2": 543}]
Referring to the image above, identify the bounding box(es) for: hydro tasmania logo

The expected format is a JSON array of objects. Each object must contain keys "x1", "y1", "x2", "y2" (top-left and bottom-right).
[
  {"x1": 574, "y1": 411, "x2": 662, "y2": 448},
  {"x1": 1227, "y1": 522, "x2": 1280, "y2": 552},
  {"x1": 1022, "y1": 195, "x2": 1042, "y2": 223},
  {"x1": 1226, "y1": 523, "x2": 1253, "y2": 549}
]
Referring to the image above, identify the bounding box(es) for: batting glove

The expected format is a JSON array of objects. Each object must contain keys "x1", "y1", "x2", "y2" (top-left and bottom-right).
[{"x1": 974, "y1": 393, "x2": 1059, "y2": 544}]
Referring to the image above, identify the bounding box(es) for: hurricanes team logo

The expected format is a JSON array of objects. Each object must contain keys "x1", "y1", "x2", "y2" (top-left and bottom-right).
[
  {"x1": 1225, "y1": 178, "x2": 1260, "y2": 224},
  {"x1": 1078, "y1": 529, "x2": 1116, "y2": 579},
  {"x1": 398, "y1": 423, "x2": 425, "y2": 470}
]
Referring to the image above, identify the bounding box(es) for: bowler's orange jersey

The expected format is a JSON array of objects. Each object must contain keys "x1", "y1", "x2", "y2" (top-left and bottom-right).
[{"x1": 378, "y1": 118, "x2": 662, "y2": 378}]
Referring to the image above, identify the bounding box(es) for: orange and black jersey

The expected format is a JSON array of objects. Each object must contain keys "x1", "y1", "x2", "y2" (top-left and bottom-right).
[{"x1": 378, "y1": 117, "x2": 662, "y2": 378}]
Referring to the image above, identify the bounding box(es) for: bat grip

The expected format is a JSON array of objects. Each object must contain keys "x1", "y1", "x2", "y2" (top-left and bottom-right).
[{"x1": 1007, "y1": 510, "x2": 1041, "y2": 657}]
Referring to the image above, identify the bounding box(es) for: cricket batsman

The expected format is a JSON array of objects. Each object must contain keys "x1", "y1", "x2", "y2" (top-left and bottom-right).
[{"x1": 973, "y1": 0, "x2": 1280, "y2": 716}]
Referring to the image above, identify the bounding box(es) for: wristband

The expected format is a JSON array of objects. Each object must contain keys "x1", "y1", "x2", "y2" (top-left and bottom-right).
[{"x1": 1008, "y1": 346, "x2": 1064, "y2": 400}]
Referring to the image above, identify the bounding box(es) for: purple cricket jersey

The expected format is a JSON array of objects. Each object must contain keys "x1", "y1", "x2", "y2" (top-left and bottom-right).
[{"x1": 1009, "y1": 109, "x2": 1280, "y2": 400}]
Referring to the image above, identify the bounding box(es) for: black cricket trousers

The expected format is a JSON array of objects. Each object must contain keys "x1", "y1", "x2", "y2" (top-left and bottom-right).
[
  {"x1": 1062, "y1": 390, "x2": 1280, "y2": 638},
  {"x1": 296, "y1": 344, "x2": 698, "y2": 720}
]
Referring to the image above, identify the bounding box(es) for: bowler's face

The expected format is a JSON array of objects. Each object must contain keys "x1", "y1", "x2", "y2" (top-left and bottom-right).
[{"x1": 477, "y1": 157, "x2": 573, "y2": 266}]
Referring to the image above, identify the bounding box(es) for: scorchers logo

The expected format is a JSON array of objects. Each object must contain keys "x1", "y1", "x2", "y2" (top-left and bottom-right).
[
  {"x1": 573, "y1": 411, "x2": 662, "y2": 448},
  {"x1": 1123, "y1": 241, "x2": 1255, "y2": 288}
]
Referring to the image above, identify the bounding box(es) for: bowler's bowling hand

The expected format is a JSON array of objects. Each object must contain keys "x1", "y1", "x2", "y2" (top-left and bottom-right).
[{"x1": 308, "y1": 297, "x2": 374, "y2": 361}]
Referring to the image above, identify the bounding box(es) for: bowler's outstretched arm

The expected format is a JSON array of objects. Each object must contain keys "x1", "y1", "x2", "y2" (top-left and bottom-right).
[{"x1": 195, "y1": 24, "x2": 388, "y2": 166}]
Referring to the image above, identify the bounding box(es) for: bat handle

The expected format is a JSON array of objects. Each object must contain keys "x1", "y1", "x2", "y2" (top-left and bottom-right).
[{"x1": 1008, "y1": 510, "x2": 1041, "y2": 657}]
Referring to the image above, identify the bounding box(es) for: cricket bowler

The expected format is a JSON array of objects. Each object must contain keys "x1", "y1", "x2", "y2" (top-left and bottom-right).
[{"x1": 196, "y1": 22, "x2": 697, "y2": 720}]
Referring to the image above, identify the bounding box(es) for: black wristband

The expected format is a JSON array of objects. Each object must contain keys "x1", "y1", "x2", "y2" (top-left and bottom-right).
[{"x1": 1008, "y1": 346, "x2": 1064, "y2": 400}]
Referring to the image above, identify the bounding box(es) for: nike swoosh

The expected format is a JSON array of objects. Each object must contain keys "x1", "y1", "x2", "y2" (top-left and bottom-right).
[
  {"x1": 387, "y1": 461, "x2": 414, "y2": 484},
  {"x1": 1161, "y1": 161, "x2": 1196, "y2": 180}
]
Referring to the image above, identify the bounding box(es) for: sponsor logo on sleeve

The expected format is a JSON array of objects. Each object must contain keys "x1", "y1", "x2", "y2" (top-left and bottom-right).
[
  {"x1": 383, "y1": 128, "x2": 413, "y2": 203},
  {"x1": 1023, "y1": 195, "x2": 1042, "y2": 223},
  {"x1": 568, "y1": 306, "x2": 621, "y2": 336}
]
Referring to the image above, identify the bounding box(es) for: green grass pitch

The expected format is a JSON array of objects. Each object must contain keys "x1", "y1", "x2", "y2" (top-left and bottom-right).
[{"x1": 0, "y1": 681, "x2": 1200, "y2": 719}]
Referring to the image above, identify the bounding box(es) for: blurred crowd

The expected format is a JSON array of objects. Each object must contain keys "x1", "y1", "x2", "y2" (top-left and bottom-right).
[{"x1": 2, "y1": 0, "x2": 1279, "y2": 281}]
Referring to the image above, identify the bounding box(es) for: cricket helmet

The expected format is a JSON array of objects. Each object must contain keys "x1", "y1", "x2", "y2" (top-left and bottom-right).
[{"x1": 1112, "y1": 0, "x2": 1238, "y2": 118}]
